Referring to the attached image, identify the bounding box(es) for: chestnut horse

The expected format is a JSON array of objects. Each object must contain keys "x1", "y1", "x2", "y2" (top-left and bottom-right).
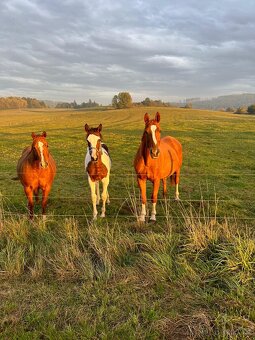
[
  {"x1": 84, "y1": 124, "x2": 111, "y2": 220},
  {"x1": 134, "y1": 112, "x2": 182, "y2": 222},
  {"x1": 17, "y1": 131, "x2": 56, "y2": 219}
]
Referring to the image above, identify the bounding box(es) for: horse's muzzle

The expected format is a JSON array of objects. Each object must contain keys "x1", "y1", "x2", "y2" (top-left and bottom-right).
[
  {"x1": 150, "y1": 148, "x2": 160, "y2": 159},
  {"x1": 91, "y1": 156, "x2": 98, "y2": 162}
]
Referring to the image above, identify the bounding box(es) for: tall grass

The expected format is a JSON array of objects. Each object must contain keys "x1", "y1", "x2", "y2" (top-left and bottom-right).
[{"x1": 0, "y1": 195, "x2": 254, "y2": 338}]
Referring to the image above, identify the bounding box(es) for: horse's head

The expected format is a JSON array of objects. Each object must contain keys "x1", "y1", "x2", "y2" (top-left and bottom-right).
[
  {"x1": 143, "y1": 112, "x2": 161, "y2": 159},
  {"x1": 31, "y1": 131, "x2": 49, "y2": 169},
  {"x1": 84, "y1": 123, "x2": 103, "y2": 162}
]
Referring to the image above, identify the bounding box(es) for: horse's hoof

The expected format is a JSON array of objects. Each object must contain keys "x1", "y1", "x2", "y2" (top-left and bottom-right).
[
  {"x1": 150, "y1": 216, "x2": 156, "y2": 222},
  {"x1": 138, "y1": 215, "x2": 146, "y2": 223},
  {"x1": 100, "y1": 213, "x2": 105, "y2": 218},
  {"x1": 42, "y1": 215, "x2": 47, "y2": 222},
  {"x1": 93, "y1": 216, "x2": 97, "y2": 221},
  {"x1": 175, "y1": 197, "x2": 180, "y2": 201}
]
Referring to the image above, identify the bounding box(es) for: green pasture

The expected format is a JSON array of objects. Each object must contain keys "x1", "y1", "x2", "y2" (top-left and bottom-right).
[
  {"x1": 0, "y1": 107, "x2": 255, "y2": 339},
  {"x1": 0, "y1": 106, "x2": 254, "y2": 221}
]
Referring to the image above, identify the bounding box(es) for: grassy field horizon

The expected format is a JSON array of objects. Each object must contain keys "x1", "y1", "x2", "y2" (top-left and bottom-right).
[{"x1": 0, "y1": 106, "x2": 255, "y2": 338}]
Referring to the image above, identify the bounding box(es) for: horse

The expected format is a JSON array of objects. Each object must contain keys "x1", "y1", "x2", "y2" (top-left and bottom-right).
[
  {"x1": 17, "y1": 131, "x2": 56, "y2": 219},
  {"x1": 134, "y1": 112, "x2": 182, "y2": 222},
  {"x1": 84, "y1": 123, "x2": 111, "y2": 220}
]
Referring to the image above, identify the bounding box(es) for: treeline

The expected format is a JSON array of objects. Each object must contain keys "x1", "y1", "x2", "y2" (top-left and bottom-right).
[
  {"x1": 56, "y1": 99, "x2": 99, "y2": 109},
  {"x1": 112, "y1": 92, "x2": 173, "y2": 109},
  {"x1": 135, "y1": 97, "x2": 173, "y2": 107},
  {"x1": 226, "y1": 104, "x2": 255, "y2": 115},
  {"x1": 0, "y1": 97, "x2": 46, "y2": 109}
]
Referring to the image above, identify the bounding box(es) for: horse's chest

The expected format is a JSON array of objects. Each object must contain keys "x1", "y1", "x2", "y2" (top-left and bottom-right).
[
  {"x1": 137, "y1": 165, "x2": 159, "y2": 181},
  {"x1": 87, "y1": 162, "x2": 108, "y2": 182}
]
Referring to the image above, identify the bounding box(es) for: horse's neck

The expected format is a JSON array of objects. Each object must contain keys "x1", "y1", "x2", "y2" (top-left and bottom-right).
[{"x1": 141, "y1": 137, "x2": 151, "y2": 166}]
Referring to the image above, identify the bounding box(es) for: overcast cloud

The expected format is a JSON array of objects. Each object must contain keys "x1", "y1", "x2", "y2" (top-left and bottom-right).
[{"x1": 1, "y1": 0, "x2": 255, "y2": 104}]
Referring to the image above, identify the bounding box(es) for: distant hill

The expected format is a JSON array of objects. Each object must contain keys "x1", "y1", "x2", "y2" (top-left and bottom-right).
[{"x1": 187, "y1": 93, "x2": 255, "y2": 110}]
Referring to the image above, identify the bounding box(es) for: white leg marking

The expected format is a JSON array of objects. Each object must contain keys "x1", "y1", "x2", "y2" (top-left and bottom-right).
[
  {"x1": 150, "y1": 202, "x2": 157, "y2": 221},
  {"x1": 106, "y1": 191, "x2": 110, "y2": 204},
  {"x1": 88, "y1": 176, "x2": 97, "y2": 219},
  {"x1": 96, "y1": 181, "x2": 100, "y2": 205},
  {"x1": 139, "y1": 203, "x2": 146, "y2": 222},
  {"x1": 175, "y1": 183, "x2": 180, "y2": 201},
  {"x1": 100, "y1": 176, "x2": 109, "y2": 217}
]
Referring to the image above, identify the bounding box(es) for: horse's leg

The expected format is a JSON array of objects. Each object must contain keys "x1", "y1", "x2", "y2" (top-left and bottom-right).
[
  {"x1": 137, "y1": 177, "x2": 147, "y2": 222},
  {"x1": 88, "y1": 176, "x2": 97, "y2": 220},
  {"x1": 42, "y1": 186, "x2": 51, "y2": 217},
  {"x1": 34, "y1": 188, "x2": 39, "y2": 203},
  {"x1": 150, "y1": 179, "x2": 160, "y2": 221},
  {"x1": 175, "y1": 169, "x2": 181, "y2": 201},
  {"x1": 24, "y1": 186, "x2": 34, "y2": 219},
  {"x1": 100, "y1": 176, "x2": 109, "y2": 217},
  {"x1": 162, "y1": 178, "x2": 167, "y2": 198},
  {"x1": 96, "y1": 181, "x2": 100, "y2": 205},
  {"x1": 106, "y1": 191, "x2": 110, "y2": 204}
]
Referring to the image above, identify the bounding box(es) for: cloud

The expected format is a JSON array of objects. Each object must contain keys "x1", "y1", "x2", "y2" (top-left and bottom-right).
[{"x1": 0, "y1": 0, "x2": 255, "y2": 103}]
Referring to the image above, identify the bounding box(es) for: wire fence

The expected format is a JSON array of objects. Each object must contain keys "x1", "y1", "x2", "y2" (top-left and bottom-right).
[
  {"x1": 0, "y1": 171, "x2": 255, "y2": 176},
  {"x1": 2, "y1": 211, "x2": 255, "y2": 221}
]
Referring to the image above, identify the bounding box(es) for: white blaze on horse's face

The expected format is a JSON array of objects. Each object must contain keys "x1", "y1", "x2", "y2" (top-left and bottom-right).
[
  {"x1": 151, "y1": 125, "x2": 157, "y2": 146},
  {"x1": 87, "y1": 134, "x2": 100, "y2": 160},
  {"x1": 38, "y1": 141, "x2": 47, "y2": 168}
]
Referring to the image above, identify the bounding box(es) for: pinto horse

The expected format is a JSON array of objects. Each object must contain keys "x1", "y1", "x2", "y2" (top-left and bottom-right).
[
  {"x1": 17, "y1": 131, "x2": 56, "y2": 219},
  {"x1": 134, "y1": 112, "x2": 182, "y2": 222},
  {"x1": 84, "y1": 124, "x2": 111, "y2": 220}
]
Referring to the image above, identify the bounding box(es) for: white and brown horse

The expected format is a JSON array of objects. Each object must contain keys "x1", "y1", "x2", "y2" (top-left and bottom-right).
[
  {"x1": 134, "y1": 112, "x2": 182, "y2": 222},
  {"x1": 17, "y1": 131, "x2": 56, "y2": 219},
  {"x1": 84, "y1": 124, "x2": 111, "y2": 219}
]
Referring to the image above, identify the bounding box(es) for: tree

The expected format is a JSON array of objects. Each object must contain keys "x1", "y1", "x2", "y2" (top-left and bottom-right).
[
  {"x1": 112, "y1": 95, "x2": 118, "y2": 108},
  {"x1": 247, "y1": 104, "x2": 255, "y2": 115},
  {"x1": 226, "y1": 107, "x2": 235, "y2": 112},
  {"x1": 142, "y1": 97, "x2": 151, "y2": 106},
  {"x1": 112, "y1": 92, "x2": 132, "y2": 109},
  {"x1": 235, "y1": 106, "x2": 247, "y2": 114},
  {"x1": 184, "y1": 102, "x2": 192, "y2": 109}
]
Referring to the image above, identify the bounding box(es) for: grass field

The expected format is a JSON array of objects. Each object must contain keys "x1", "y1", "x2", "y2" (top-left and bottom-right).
[{"x1": 0, "y1": 107, "x2": 255, "y2": 338}]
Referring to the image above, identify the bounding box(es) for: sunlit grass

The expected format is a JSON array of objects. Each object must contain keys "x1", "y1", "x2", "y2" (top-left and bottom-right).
[{"x1": 0, "y1": 107, "x2": 255, "y2": 337}]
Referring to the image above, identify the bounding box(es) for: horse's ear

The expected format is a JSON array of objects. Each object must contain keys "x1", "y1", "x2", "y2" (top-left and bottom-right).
[
  {"x1": 42, "y1": 131, "x2": 47, "y2": 137},
  {"x1": 144, "y1": 113, "x2": 150, "y2": 124},
  {"x1": 97, "y1": 124, "x2": 102, "y2": 132},
  {"x1": 31, "y1": 132, "x2": 36, "y2": 139},
  {"x1": 84, "y1": 124, "x2": 89, "y2": 132},
  {"x1": 155, "y1": 112, "x2": 160, "y2": 122}
]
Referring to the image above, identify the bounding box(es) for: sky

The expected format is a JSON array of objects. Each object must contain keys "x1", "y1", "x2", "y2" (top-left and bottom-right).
[{"x1": 1, "y1": 0, "x2": 255, "y2": 104}]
